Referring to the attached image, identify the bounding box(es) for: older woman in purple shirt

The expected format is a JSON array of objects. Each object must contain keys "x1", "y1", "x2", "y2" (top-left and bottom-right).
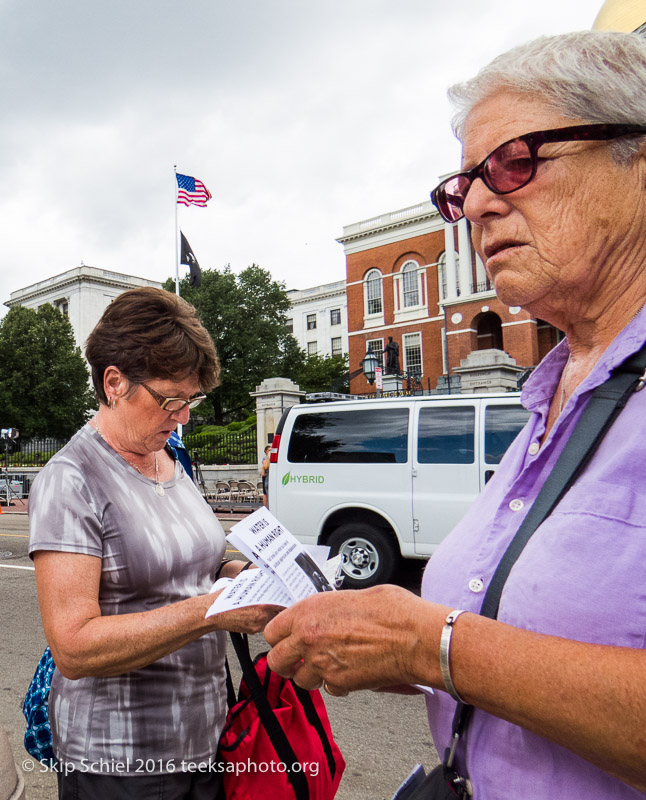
[{"x1": 265, "y1": 30, "x2": 646, "y2": 798}]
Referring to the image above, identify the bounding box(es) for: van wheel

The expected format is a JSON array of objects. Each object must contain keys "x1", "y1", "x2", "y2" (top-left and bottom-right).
[{"x1": 328, "y1": 524, "x2": 399, "y2": 589}]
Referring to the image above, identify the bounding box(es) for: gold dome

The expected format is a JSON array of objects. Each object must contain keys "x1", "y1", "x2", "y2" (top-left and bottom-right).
[{"x1": 592, "y1": 0, "x2": 646, "y2": 32}]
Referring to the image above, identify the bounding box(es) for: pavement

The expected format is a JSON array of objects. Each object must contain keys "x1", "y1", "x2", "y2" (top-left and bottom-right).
[{"x1": 0, "y1": 498, "x2": 28, "y2": 514}]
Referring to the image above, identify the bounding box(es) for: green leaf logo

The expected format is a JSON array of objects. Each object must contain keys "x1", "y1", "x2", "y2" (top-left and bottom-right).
[{"x1": 282, "y1": 472, "x2": 291, "y2": 486}]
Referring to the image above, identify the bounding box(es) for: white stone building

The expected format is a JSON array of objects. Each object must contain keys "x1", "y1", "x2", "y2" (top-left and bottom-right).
[
  {"x1": 286, "y1": 280, "x2": 348, "y2": 359},
  {"x1": 5, "y1": 266, "x2": 348, "y2": 363},
  {"x1": 4, "y1": 266, "x2": 162, "y2": 350}
]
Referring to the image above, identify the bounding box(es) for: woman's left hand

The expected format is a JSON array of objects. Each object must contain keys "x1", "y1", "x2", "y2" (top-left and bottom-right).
[
  {"x1": 210, "y1": 602, "x2": 283, "y2": 634},
  {"x1": 264, "y1": 585, "x2": 446, "y2": 695}
]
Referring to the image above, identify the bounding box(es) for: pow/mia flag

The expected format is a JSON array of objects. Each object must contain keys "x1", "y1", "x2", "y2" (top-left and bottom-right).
[{"x1": 180, "y1": 231, "x2": 202, "y2": 288}]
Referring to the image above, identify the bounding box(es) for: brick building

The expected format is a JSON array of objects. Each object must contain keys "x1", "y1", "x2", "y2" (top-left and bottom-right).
[{"x1": 337, "y1": 200, "x2": 561, "y2": 395}]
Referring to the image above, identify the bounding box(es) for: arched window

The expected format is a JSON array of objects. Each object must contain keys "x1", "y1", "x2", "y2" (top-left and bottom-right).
[
  {"x1": 401, "y1": 261, "x2": 419, "y2": 308},
  {"x1": 364, "y1": 269, "x2": 383, "y2": 316}
]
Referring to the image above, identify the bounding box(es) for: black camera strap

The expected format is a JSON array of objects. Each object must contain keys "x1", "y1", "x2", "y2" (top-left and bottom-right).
[{"x1": 443, "y1": 340, "x2": 646, "y2": 794}]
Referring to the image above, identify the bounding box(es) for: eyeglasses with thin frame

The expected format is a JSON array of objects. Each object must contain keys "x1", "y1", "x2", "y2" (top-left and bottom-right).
[
  {"x1": 430, "y1": 123, "x2": 646, "y2": 224},
  {"x1": 139, "y1": 382, "x2": 207, "y2": 412}
]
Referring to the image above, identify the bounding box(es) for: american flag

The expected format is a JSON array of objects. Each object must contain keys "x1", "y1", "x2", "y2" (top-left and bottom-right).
[{"x1": 176, "y1": 173, "x2": 212, "y2": 207}]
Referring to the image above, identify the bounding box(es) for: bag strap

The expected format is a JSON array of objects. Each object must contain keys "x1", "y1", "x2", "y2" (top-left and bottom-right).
[
  {"x1": 224, "y1": 657, "x2": 237, "y2": 709},
  {"x1": 446, "y1": 341, "x2": 646, "y2": 758},
  {"x1": 229, "y1": 632, "x2": 310, "y2": 800},
  {"x1": 291, "y1": 682, "x2": 338, "y2": 779},
  {"x1": 481, "y1": 341, "x2": 646, "y2": 620}
]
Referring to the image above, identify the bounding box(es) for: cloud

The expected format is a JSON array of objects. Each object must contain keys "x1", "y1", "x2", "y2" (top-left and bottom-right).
[{"x1": 0, "y1": 0, "x2": 602, "y2": 307}]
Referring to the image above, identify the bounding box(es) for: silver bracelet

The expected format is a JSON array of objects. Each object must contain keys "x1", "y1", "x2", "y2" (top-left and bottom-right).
[{"x1": 439, "y1": 609, "x2": 468, "y2": 702}]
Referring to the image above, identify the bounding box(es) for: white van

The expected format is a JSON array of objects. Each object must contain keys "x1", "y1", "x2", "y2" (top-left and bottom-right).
[{"x1": 268, "y1": 393, "x2": 530, "y2": 588}]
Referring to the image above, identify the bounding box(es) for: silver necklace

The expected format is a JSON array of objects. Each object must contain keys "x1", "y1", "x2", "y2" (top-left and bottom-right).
[
  {"x1": 558, "y1": 355, "x2": 572, "y2": 415},
  {"x1": 92, "y1": 421, "x2": 164, "y2": 496}
]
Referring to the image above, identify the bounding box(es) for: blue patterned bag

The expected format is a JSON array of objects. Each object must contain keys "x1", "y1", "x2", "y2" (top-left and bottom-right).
[{"x1": 22, "y1": 646, "x2": 57, "y2": 764}]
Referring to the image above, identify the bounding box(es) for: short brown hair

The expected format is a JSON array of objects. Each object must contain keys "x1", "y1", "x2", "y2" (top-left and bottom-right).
[{"x1": 86, "y1": 287, "x2": 219, "y2": 405}]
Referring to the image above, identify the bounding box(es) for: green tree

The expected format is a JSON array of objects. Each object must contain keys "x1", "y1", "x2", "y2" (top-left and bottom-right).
[
  {"x1": 165, "y1": 265, "x2": 303, "y2": 424},
  {"x1": 0, "y1": 305, "x2": 95, "y2": 438},
  {"x1": 292, "y1": 353, "x2": 349, "y2": 394}
]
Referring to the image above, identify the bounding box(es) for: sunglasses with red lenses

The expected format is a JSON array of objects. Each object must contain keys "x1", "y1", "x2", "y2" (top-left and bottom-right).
[{"x1": 430, "y1": 123, "x2": 646, "y2": 223}]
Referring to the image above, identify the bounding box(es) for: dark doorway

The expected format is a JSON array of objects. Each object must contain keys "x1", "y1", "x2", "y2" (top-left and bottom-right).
[{"x1": 476, "y1": 312, "x2": 503, "y2": 351}]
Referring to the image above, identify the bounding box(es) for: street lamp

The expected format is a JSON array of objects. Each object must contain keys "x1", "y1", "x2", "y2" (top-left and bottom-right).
[
  {"x1": 360, "y1": 350, "x2": 378, "y2": 383},
  {"x1": 361, "y1": 349, "x2": 381, "y2": 397}
]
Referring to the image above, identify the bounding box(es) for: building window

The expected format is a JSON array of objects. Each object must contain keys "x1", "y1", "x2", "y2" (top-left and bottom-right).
[
  {"x1": 285, "y1": 318, "x2": 293, "y2": 333},
  {"x1": 54, "y1": 298, "x2": 69, "y2": 316},
  {"x1": 403, "y1": 332, "x2": 422, "y2": 376},
  {"x1": 401, "y1": 261, "x2": 420, "y2": 308},
  {"x1": 331, "y1": 337, "x2": 343, "y2": 356},
  {"x1": 365, "y1": 269, "x2": 383, "y2": 316},
  {"x1": 366, "y1": 338, "x2": 384, "y2": 368},
  {"x1": 330, "y1": 308, "x2": 341, "y2": 326},
  {"x1": 307, "y1": 341, "x2": 318, "y2": 357},
  {"x1": 306, "y1": 313, "x2": 317, "y2": 330}
]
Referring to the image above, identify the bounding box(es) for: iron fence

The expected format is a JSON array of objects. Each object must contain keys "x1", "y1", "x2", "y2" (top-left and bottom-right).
[
  {"x1": 3, "y1": 428, "x2": 259, "y2": 468},
  {"x1": 3, "y1": 438, "x2": 68, "y2": 467},
  {"x1": 183, "y1": 428, "x2": 257, "y2": 465}
]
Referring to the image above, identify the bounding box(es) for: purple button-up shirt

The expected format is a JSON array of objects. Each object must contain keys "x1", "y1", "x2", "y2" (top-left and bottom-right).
[{"x1": 422, "y1": 309, "x2": 646, "y2": 799}]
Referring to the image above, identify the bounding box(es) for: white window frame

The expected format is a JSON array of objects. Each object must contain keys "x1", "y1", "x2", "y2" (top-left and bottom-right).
[
  {"x1": 306, "y1": 313, "x2": 317, "y2": 330},
  {"x1": 393, "y1": 260, "x2": 428, "y2": 323},
  {"x1": 330, "y1": 308, "x2": 341, "y2": 326},
  {"x1": 402, "y1": 261, "x2": 420, "y2": 308},
  {"x1": 307, "y1": 341, "x2": 318, "y2": 357},
  {"x1": 365, "y1": 338, "x2": 384, "y2": 369},
  {"x1": 331, "y1": 336, "x2": 343, "y2": 356},
  {"x1": 402, "y1": 332, "x2": 423, "y2": 376},
  {"x1": 363, "y1": 269, "x2": 384, "y2": 328},
  {"x1": 53, "y1": 297, "x2": 69, "y2": 316}
]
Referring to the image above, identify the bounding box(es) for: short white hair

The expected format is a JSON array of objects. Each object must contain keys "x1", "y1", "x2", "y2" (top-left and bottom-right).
[{"x1": 449, "y1": 30, "x2": 646, "y2": 163}]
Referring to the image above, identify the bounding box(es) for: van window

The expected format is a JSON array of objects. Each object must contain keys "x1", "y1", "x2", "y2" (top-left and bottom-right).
[
  {"x1": 288, "y1": 409, "x2": 409, "y2": 464},
  {"x1": 417, "y1": 406, "x2": 475, "y2": 464},
  {"x1": 484, "y1": 405, "x2": 531, "y2": 464}
]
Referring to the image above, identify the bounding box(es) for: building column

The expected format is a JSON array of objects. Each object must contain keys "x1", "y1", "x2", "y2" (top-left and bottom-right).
[
  {"x1": 475, "y1": 253, "x2": 487, "y2": 290},
  {"x1": 443, "y1": 223, "x2": 458, "y2": 299},
  {"x1": 457, "y1": 219, "x2": 473, "y2": 297},
  {"x1": 249, "y1": 378, "x2": 305, "y2": 463}
]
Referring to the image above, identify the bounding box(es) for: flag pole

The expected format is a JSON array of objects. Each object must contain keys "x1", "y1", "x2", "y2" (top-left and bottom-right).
[
  {"x1": 173, "y1": 165, "x2": 180, "y2": 297},
  {"x1": 173, "y1": 165, "x2": 182, "y2": 439}
]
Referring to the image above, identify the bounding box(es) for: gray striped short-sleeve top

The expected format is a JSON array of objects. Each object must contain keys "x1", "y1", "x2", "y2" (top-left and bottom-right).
[{"x1": 29, "y1": 424, "x2": 227, "y2": 772}]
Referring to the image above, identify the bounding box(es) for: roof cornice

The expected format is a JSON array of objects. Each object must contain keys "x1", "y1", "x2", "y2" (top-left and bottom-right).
[
  {"x1": 337, "y1": 201, "x2": 443, "y2": 246},
  {"x1": 5, "y1": 267, "x2": 162, "y2": 306}
]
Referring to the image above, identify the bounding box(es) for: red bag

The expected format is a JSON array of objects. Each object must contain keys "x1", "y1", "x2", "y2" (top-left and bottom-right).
[{"x1": 217, "y1": 634, "x2": 345, "y2": 800}]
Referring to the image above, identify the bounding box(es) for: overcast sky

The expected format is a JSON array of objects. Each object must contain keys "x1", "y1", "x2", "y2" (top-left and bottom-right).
[{"x1": 0, "y1": 0, "x2": 604, "y2": 309}]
